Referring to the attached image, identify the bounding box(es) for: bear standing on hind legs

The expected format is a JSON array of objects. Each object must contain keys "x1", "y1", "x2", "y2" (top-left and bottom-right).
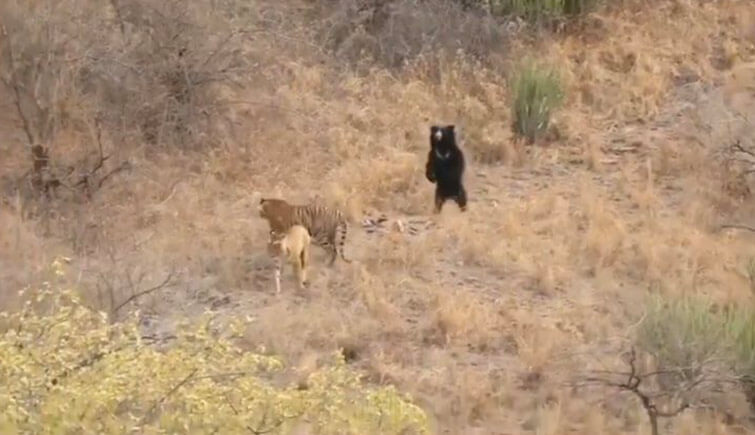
[{"x1": 425, "y1": 124, "x2": 467, "y2": 213}]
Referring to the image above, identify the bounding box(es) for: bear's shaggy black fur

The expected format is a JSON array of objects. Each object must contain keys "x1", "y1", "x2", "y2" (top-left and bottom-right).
[{"x1": 425, "y1": 124, "x2": 467, "y2": 213}]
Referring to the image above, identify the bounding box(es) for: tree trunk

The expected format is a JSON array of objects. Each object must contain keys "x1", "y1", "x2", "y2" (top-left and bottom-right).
[{"x1": 647, "y1": 409, "x2": 659, "y2": 435}]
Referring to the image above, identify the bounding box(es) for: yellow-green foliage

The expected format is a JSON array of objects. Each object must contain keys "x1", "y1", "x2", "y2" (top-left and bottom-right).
[
  {"x1": 636, "y1": 294, "x2": 728, "y2": 371},
  {"x1": 0, "y1": 260, "x2": 429, "y2": 435}
]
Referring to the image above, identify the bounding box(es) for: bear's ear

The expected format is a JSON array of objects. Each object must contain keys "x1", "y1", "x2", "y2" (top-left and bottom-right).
[{"x1": 446, "y1": 125, "x2": 455, "y2": 131}]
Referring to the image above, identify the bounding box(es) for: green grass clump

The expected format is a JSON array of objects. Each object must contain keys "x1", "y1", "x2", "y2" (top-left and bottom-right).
[
  {"x1": 635, "y1": 293, "x2": 755, "y2": 410},
  {"x1": 722, "y1": 304, "x2": 755, "y2": 409},
  {"x1": 636, "y1": 295, "x2": 727, "y2": 376},
  {"x1": 490, "y1": 0, "x2": 599, "y2": 20},
  {"x1": 510, "y1": 59, "x2": 564, "y2": 143}
]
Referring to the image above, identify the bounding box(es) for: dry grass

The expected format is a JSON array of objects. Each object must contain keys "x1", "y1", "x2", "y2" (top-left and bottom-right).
[{"x1": 1, "y1": 0, "x2": 755, "y2": 433}]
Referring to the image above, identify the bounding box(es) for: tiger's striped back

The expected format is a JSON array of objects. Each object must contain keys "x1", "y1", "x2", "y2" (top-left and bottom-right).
[{"x1": 259, "y1": 198, "x2": 351, "y2": 265}]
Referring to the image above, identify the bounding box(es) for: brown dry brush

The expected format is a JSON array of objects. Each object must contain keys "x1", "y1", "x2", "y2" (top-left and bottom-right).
[
  {"x1": 1, "y1": 2, "x2": 123, "y2": 205},
  {"x1": 314, "y1": 0, "x2": 510, "y2": 71},
  {"x1": 0, "y1": 0, "x2": 264, "y2": 207},
  {"x1": 101, "y1": 0, "x2": 259, "y2": 148},
  {"x1": 1, "y1": 0, "x2": 260, "y2": 142}
]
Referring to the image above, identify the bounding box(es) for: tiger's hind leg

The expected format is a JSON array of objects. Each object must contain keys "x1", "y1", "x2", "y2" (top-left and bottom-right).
[
  {"x1": 311, "y1": 233, "x2": 338, "y2": 266},
  {"x1": 319, "y1": 228, "x2": 339, "y2": 266},
  {"x1": 327, "y1": 244, "x2": 338, "y2": 266}
]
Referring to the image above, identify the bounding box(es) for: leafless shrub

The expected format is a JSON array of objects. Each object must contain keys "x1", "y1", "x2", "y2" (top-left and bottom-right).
[
  {"x1": 725, "y1": 139, "x2": 755, "y2": 182},
  {"x1": 85, "y1": 0, "x2": 259, "y2": 149},
  {"x1": 577, "y1": 296, "x2": 741, "y2": 435},
  {"x1": 0, "y1": 1, "x2": 103, "y2": 141},
  {"x1": 710, "y1": 116, "x2": 755, "y2": 203},
  {"x1": 0, "y1": 3, "x2": 131, "y2": 209},
  {"x1": 1, "y1": 0, "x2": 263, "y2": 155},
  {"x1": 579, "y1": 347, "x2": 727, "y2": 435},
  {"x1": 314, "y1": 0, "x2": 510, "y2": 70}
]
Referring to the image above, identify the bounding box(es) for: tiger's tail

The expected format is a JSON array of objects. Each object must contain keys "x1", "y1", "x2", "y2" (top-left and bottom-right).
[{"x1": 336, "y1": 218, "x2": 351, "y2": 263}]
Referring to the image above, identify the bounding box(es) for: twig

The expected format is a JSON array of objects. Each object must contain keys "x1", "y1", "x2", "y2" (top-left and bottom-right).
[
  {"x1": 156, "y1": 180, "x2": 183, "y2": 206},
  {"x1": 73, "y1": 119, "x2": 110, "y2": 189},
  {"x1": 720, "y1": 224, "x2": 755, "y2": 233},
  {"x1": 142, "y1": 368, "x2": 198, "y2": 424},
  {"x1": 731, "y1": 140, "x2": 755, "y2": 160},
  {"x1": 1, "y1": 25, "x2": 36, "y2": 147},
  {"x1": 200, "y1": 30, "x2": 247, "y2": 70},
  {"x1": 96, "y1": 161, "x2": 131, "y2": 189},
  {"x1": 112, "y1": 272, "x2": 175, "y2": 314}
]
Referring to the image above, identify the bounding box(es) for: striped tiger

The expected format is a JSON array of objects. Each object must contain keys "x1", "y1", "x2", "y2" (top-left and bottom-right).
[{"x1": 258, "y1": 197, "x2": 351, "y2": 265}]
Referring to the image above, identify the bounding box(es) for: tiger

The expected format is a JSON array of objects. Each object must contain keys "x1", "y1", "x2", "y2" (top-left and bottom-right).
[
  {"x1": 267, "y1": 225, "x2": 311, "y2": 294},
  {"x1": 258, "y1": 197, "x2": 351, "y2": 265}
]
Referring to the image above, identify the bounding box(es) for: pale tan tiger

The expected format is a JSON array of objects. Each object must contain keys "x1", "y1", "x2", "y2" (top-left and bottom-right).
[
  {"x1": 258, "y1": 197, "x2": 351, "y2": 265},
  {"x1": 267, "y1": 225, "x2": 311, "y2": 294}
]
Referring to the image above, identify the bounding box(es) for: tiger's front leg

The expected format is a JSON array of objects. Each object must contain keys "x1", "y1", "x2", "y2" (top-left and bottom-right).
[
  {"x1": 274, "y1": 257, "x2": 283, "y2": 295},
  {"x1": 299, "y1": 244, "x2": 310, "y2": 288}
]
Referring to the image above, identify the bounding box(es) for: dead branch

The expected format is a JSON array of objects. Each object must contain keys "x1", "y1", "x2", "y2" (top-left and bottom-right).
[
  {"x1": 578, "y1": 347, "x2": 703, "y2": 435},
  {"x1": 142, "y1": 368, "x2": 198, "y2": 425},
  {"x1": 726, "y1": 140, "x2": 755, "y2": 175},
  {"x1": 731, "y1": 140, "x2": 755, "y2": 160},
  {"x1": 111, "y1": 271, "x2": 175, "y2": 315},
  {"x1": 2, "y1": 25, "x2": 124, "y2": 201},
  {"x1": 71, "y1": 118, "x2": 110, "y2": 192},
  {"x1": 719, "y1": 224, "x2": 755, "y2": 233},
  {"x1": 1, "y1": 25, "x2": 37, "y2": 147},
  {"x1": 96, "y1": 161, "x2": 131, "y2": 190},
  {"x1": 29, "y1": 144, "x2": 66, "y2": 199}
]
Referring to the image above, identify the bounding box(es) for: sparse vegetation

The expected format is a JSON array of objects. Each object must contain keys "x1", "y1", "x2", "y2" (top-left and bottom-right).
[
  {"x1": 317, "y1": 0, "x2": 508, "y2": 70},
  {"x1": 510, "y1": 59, "x2": 564, "y2": 143},
  {"x1": 489, "y1": 0, "x2": 600, "y2": 20}
]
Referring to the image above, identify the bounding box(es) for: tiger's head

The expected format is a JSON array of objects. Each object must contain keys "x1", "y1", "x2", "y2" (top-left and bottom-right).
[{"x1": 258, "y1": 197, "x2": 291, "y2": 221}]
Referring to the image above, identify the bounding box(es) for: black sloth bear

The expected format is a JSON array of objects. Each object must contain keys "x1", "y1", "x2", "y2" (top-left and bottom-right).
[{"x1": 425, "y1": 124, "x2": 467, "y2": 213}]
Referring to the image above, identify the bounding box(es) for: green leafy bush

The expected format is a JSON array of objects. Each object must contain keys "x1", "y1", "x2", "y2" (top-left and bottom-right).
[
  {"x1": 509, "y1": 59, "x2": 564, "y2": 143},
  {"x1": 0, "y1": 260, "x2": 429, "y2": 434}
]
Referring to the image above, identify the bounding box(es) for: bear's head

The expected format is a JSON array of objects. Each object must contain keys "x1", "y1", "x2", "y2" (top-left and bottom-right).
[{"x1": 430, "y1": 125, "x2": 456, "y2": 160}]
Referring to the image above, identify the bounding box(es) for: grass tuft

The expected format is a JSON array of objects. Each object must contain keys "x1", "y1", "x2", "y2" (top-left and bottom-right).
[
  {"x1": 510, "y1": 59, "x2": 565, "y2": 143},
  {"x1": 489, "y1": 0, "x2": 601, "y2": 20}
]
